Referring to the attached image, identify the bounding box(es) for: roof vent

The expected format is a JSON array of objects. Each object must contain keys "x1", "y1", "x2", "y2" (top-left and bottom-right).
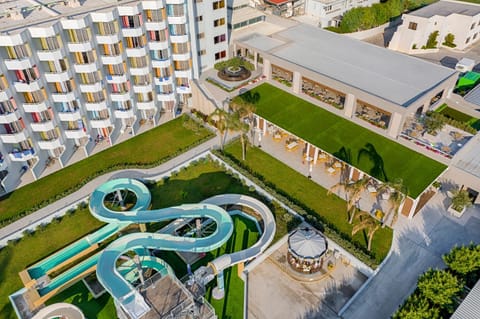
[{"x1": 6, "y1": 6, "x2": 23, "y2": 20}]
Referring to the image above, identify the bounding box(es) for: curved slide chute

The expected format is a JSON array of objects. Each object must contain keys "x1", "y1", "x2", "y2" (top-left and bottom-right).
[{"x1": 90, "y1": 178, "x2": 276, "y2": 319}]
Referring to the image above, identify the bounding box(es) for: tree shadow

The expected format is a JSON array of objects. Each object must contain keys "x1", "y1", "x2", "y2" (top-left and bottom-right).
[
  {"x1": 239, "y1": 91, "x2": 260, "y2": 104},
  {"x1": 357, "y1": 143, "x2": 388, "y2": 182}
]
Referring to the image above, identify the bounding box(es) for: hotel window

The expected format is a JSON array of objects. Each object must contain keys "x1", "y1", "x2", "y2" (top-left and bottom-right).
[
  {"x1": 214, "y1": 18, "x2": 225, "y2": 27},
  {"x1": 23, "y1": 89, "x2": 46, "y2": 104},
  {"x1": 174, "y1": 60, "x2": 190, "y2": 71},
  {"x1": 158, "y1": 84, "x2": 173, "y2": 94},
  {"x1": 0, "y1": 99, "x2": 17, "y2": 114},
  {"x1": 148, "y1": 30, "x2": 167, "y2": 42},
  {"x1": 472, "y1": 23, "x2": 476, "y2": 30},
  {"x1": 466, "y1": 37, "x2": 471, "y2": 44},
  {"x1": 129, "y1": 56, "x2": 148, "y2": 68},
  {"x1": 151, "y1": 49, "x2": 169, "y2": 61},
  {"x1": 153, "y1": 67, "x2": 171, "y2": 78},
  {"x1": 214, "y1": 50, "x2": 226, "y2": 60},
  {"x1": 95, "y1": 21, "x2": 118, "y2": 35},
  {"x1": 214, "y1": 34, "x2": 226, "y2": 44},
  {"x1": 73, "y1": 50, "x2": 97, "y2": 64},
  {"x1": 120, "y1": 14, "x2": 143, "y2": 28},
  {"x1": 324, "y1": 5, "x2": 332, "y2": 12},
  {"x1": 4, "y1": 119, "x2": 26, "y2": 133},
  {"x1": 38, "y1": 128, "x2": 59, "y2": 141},
  {"x1": 125, "y1": 36, "x2": 146, "y2": 48},
  {"x1": 198, "y1": 32, "x2": 205, "y2": 39},
  {"x1": 101, "y1": 42, "x2": 123, "y2": 56},
  {"x1": 198, "y1": 49, "x2": 206, "y2": 56},
  {"x1": 6, "y1": 44, "x2": 31, "y2": 59},
  {"x1": 50, "y1": 79, "x2": 75, "y2": 93},
  {"x1": 408, "y1": 22, "x2": 417, "y2": 30},
  {"x1": 145, "y1": 9, "x2": 165, "y2": 22},
  {"x1": 0, "y1": 75, "x2": 8, "y2": 91},
  {"x1": 67, "y1": 28, "x2": 91, "y2": 43},
  {"x1": 105, "y1": 63, "x2": 126, "y2": 76},
  {"x1": 44, "y1": 59, "x2": 68, "y2": 73},
  {"x1": 31, "y1": 109, "x2": 53, "y2": 123},
  {"x1": 38, "y1": 36, "x2": 61, "y2": 51},
  {"x1": 474, "y1": 33, "x2": 478, "y2": 40},
  {"x1": 172, "y1": 43, "x2": 189, "y2": 54},
  {"x1": 15, "y1": 66, "x2": 40, "y2": 83},
  {"x1": 169, "y1": 24, "x2": 186, "y2": 36},
  {"x1": 110, "y1": 81, "x2": 130, "y2": 93},
  {"x1": 133, "y1": 74, "x2": 151, "y2": 85},
  {"x1": 212, "y1": 0, "x2": 225, "y2": 10},
  {"x1": 166, "y1": 4, "x2": 184, "y2": 17},
  {"x1": 83, "y1": 90, "x2": 106, "y2": 103},
  {"x1": 136, "y1": 92, "x2": 153, "y2": 102},
  {"x1": 196, "y1": 15, "x2": 203, "y2": 22},
  {"x1": 79, "y1": 71, "x2": 101, "y2": 84},
  {"x1": 176, "y1": 77, "x2": 189, "y2": 87}
]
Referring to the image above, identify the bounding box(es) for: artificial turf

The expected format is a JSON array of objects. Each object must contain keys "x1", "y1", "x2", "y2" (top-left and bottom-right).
[{"x1": 245, "y1": 83, "x2": 446, "y2": 197}]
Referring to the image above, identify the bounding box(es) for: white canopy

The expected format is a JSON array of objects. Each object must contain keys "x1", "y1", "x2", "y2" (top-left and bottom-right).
[{"x1": 288, "y1": 228, "x2": 327, "y2": 260}]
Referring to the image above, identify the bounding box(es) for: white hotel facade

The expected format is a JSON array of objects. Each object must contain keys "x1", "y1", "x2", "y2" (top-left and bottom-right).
[{"x1": 0, "y1": 0, "x2": 228, "y2": 191}]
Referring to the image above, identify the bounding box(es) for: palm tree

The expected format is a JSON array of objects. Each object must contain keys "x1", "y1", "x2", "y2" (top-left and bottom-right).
[
  {"x1": 329, "y1": 177, "x2": 370, "y2": 224},
  {"x1": 378, "y1": 178, "x2": 408, "y2": 227},
  {"x1": 352, "y1": 212, "x2": 380, "y2": 251},
  {"x1": 207, "y1": 108, "x2": 230, "y2": 151},
  {"x1": 450, "y1": 187, "x2": 472, "y2": 212},
  {"x1": 229, "y1": 111, "x2": 250, "y2": 160},
  {"x1": 230, "y1": 97, "x2": 257, "y2": 143}
]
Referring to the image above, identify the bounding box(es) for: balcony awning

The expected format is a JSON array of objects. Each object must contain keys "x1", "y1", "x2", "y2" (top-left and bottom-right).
[{"x1": 264, "y1": 0, "x2": 290, "y2": 5}]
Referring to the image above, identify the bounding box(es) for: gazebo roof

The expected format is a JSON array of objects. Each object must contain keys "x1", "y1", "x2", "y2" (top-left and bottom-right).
[{"x1": 288, "y1": 228, "x2": 327, "y2": 259}]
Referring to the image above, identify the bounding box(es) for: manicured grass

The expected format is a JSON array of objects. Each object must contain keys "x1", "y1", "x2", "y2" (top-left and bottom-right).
[
  {"x1": 245, "y1": 83, "x2": 446, "y2": 197},
  {"x1": 0, "y1": 209, "x2": 105, "y2": 319},
  {"x1": 437, "y1": 105, "x2": 480, "y2": 130},
  {"x1": 0, "y1": 115, "x2": 213, "y2": 226},
  {"x1": 224, "y1": 141, "x2": 393, "y2": 262},
  {"x1": 46, "y1": 282, "x2": 115, "y2": 319},
  {"x1": 2, "y1": 160, "x2": 296, "y2": 319}
]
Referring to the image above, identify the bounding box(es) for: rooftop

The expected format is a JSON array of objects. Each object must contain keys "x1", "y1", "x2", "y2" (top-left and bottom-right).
[
  {"x1": 453, "y1": 134, "x2": 480, "y2": 179},
  {"x1": 451, "y1": 279, "x2": 480, "y2": 319},
  {"x1": 237, "y1": 24, "x2": 456, "y2": 107},
  {"x1": 409, "y1": 0, "x2": 480, "y2": 18}
]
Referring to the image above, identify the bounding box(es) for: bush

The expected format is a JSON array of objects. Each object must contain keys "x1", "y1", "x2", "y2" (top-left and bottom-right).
[
  {"x1": 442, "y1": 33, "x2": 456, "y2": 48},
  {"x1": 425, "y1": 31, "x2": 439, "y2": 49},
  {"x1": 214, "y1": 57, "x2": 254, "y2": 71}
]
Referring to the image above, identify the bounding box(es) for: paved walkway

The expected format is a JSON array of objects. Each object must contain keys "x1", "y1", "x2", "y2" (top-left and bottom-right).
[
  {"x1": 341, "y1": 190, "x2": 480, "y2": 319},
  {"x1": 0, "y1": 136, "x2": 220, "y2": 242}
]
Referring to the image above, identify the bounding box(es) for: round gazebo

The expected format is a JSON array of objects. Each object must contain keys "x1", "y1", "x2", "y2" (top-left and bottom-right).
[{"x1": 287, "y1": 227, "x2": 327, "y2": 274}]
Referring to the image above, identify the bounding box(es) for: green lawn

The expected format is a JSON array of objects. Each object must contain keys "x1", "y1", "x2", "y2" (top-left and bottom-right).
[
  {"x1": 436, "y1": 104, "x2": 480, "y2": 130},
  {"x1": 0, "y1": 115, "x2": 213, "y2": 226},
  {"x1": 1, "y1": 160, "x2": 297, "y2": 319},
  {"x1": 224, "y1": 141, "x2": 393, "y2": 262},
  {"x1": 244, "y1": 83, "x2": 446, "y2": 197}
]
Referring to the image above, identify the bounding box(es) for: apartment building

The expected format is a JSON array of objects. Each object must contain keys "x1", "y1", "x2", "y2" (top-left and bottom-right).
[
  {"x1": 389, "y1": 0, "x2": 480, "y2": 53},
  {"x1": 0, "y1": 0, "x2": 228, "y2": 192},
  {"x1": 304, "y1": 0, "x2": 380, "y2": 27}
]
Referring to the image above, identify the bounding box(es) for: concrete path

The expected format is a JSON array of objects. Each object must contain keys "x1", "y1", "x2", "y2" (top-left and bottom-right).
[
  {"x1": 0, "y1": 136, "x2": 220, "y2": 242},
  {"x1": 341, "y1": 191, "x2": 480, "y2": 319}
]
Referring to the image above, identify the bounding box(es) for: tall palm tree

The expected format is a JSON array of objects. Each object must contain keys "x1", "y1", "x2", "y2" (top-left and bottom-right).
[
  {"x1": 230, "y1": 97, "x2": 257, "y2": 143},
  {"x1": 352, "y1": 212, "x2": 380, "y2": 251},
  {"x1": 378, "y1": 178, "x2": 408, "y2": 227},
  {"x1": 207, "y1": 108, "x2": 230, "y2": 151},
  {"x1": 229, "y1": 111, "x2": 250, "y2": 160},
  {"x1": 329, "y1": 177, "x2": 370, "y2": 224}
]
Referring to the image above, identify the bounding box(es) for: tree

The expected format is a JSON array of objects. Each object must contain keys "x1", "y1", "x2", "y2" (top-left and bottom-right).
[
  {"x1": 450, "y1": 187, "x2": 472, "y2": 212},
  {"x1": 393, "y1": 293, "x2": 440, "y2": 319},
  {"x1": 357, "y1": 143, "x2": 388, "y2": 181},
  {"x1": 377, "y1": 178, "x2": 408, "y2": 227},
  {"x1": 229, "y1": 111, "x2": 250, "y2": 160},
  {"x1": 443, "y1": 244, "x2": 480, "y2": 277},
  {"x1": 207, "y1": 108, "x2": 232, "y2": 151},
  {"x1": 230, "y1": 96, "x2": 257, "y2": 144},
  {"x1": 424, "y1": 115, "x2": 445, "y2": 135},
  {"x1": 425, "y1": 30, "x2": 439, "y2": 49},
  {"x1": 417, "y1": 269, "x2": 463, "y2": 312},
  {"x1": 329, "y1": 177, "x2": 370, "y2": 224},
  {"x1": 352, "y1": 211, "x2": 380, "y2": 251},
  {"x1": 443, "y1": 33, "x2": 456, "y2": 48}
]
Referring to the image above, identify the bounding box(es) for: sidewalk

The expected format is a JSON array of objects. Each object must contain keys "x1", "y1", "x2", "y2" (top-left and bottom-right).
[{"x1": 0, "y1": 136, "x2": 220, "y2": 241}]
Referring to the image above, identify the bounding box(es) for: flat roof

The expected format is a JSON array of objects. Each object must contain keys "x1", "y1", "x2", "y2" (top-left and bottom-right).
[
  {"x1": 237, "y1": 24, "x2": 456, "y2": 107},
  {"x1": 464, "y1": 84, "x2": 480, "y2": 106},
  {"x1": 230, "y1": 6, "x2": 265, "y2": 25},
  {"x1": 453, "y1": 134, "x2": 480, "y2": 178},
  {"x1": 410, "y1": 0, "x2": 480, "y2": 18}
]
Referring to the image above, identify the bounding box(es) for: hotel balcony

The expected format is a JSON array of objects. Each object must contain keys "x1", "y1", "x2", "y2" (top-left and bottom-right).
[
  {"x1": 105, "y1": 74, "x2": 128, "y2": 84},
  {"x1": 30, "y1": 120, "x2": 55, "y2": 132},
  {"x1": 152, "y1": 59, "x2": 171, "y2": 68},
  {"x1": 176, "y1": 86, "x2": 191, "y2": 94},
  {"x1": 167, "y1": 15, "x2": 187, "y2": 25},
  {"x1": 67, "y1": 42, "x2": 93, "y2": 52},
  {"x1": 85, "y1": 100, "x2": 108, "y2": 111},
  {"x1": 38, "y1": 138, "x2": 63, "y2": 150},
  {"x1": 101, "y1": 55, "x2": 124, "y2": 65},
  {"x1": 95, "y1": 33, "x2": 121, "y2": 44},
  {"x1": 157, "y1": 92, "x2": 175, "y2": 101},
  {"x1": 9, "y1": 148, "x2": 36, "y2": 161},
  {"x1": 148, "y1": 41, "x2": 169, "y2": 50},
  {"x1": 13, "y1": 80, "x2": 42, "y2": 92},
  {"x1": 136, "y1": 100, "x2": 155, "y2": 110},
  {"x1": 145, "y1": 21, "x2": 166, "y2": 31},
  {"x1": 73, "y1": 62, "x2": 99, "y2": 73},
  {"x1": 23, "y1": 101, "x2": 49, "y2": 113},
  {"x1": 64, "y1": 129, "x2": 88, "y2": 139},
  {"x1": 57, "y1": 110, "x2": 82, "y2": 121},
  {"x1": 170, "y1": 34, "x2": 189, "y2": 43},
  {"x1": 174, "y1": 70, "x2": 191, "y2": 78},
  {"x1": 121, "y1": 28, "x2": 144, "y2": 38},
  {"x1": 166, "y1": 0, "x2": 185, "y2": 4},
  {"x1": 44, "y1": 71, "x2": 70, "y2": 83},
  {"x1": 79, "y1": 82, "x2": 103, "y2": 93},
  {"x1": 129, "y1": 66, "x2": 150, "y2": 76},
  {"x1": 0, "y1": 91, "x2": 8, "y2": 101},
  {"x1": 132, "y1": 84, "x2": 152, "y2": 94},
  {"x1": 154, "y1": 76, "x2": 172, "y2": 85},
  {"x1": 36, "y1": 49, "x2": 64, "y2": 61},
  {"x1": 114, "y1": 109, "x2": 135, "y2": 119},
  {"x1": 0, "y1": 130, "x2": 28, "y2": 144},
  {"x1": 125, "y1": 47, "x2": 147, "y2": 57},
  {"x1": 172, "y1": 52, "x2": 190, "y2": 61},
  {"x1": 110, "y1": 92, "x2": 131, "y2": 102},
  {"x1": 51, "y1": 92, "x2": 76, "y2": 103},
  {"x1": 4, "y1": 57, "x2": 33, "y2": 70},
  {"x1": 90, "y1": 118, "x2": 112, "y2": 128},
  {"x1": 0, "y1": 112, "x2": 19, "y2": 124}
]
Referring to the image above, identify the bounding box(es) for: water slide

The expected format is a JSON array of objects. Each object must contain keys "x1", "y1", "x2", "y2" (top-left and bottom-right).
[
  {"x1": 32, "y1": 303, "x2": 84, "y2": 319},
  {"x1": 89, "y1": 178, "x2": 276, "y2": 319}
]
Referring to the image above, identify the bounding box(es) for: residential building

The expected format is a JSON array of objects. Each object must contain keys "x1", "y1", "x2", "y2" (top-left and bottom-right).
[
  {"x1": 255, "y1": 0, "x2": 305, "y2": 18},
  {"x1": 0, "y1": 0, "x2": 228, "y2": 192},
  {"x1": 389, "y1": 0, "x2": 480, "y2": 53},
  {"x1": 227, "y1": 0, "x2": 266, "y2": 31},
  {"x1": 304, "y1": 0, "x2": 381, "y2": 28}
]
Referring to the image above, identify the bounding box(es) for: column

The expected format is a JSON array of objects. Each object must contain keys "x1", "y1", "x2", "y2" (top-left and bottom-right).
[
  {"x1": 292, "y1": 71, "x2": 301, "y2": 94},
  {"x1": 263, "y1": 58, "x2": 272, "y2": 80},
  {"x1": 253, "y1": 51, "x2": 258, "y2": 70},
  {"x1": 387, "y1": 112, "x2": 403, "y2": 138},
  {"x1": 313, "y1": 148, "x2": 319, "y2": 165},
  {"x1": 305, "y1": 143, "x2": 310, "y2": 158},
  {"x1": 343, "y1": 93, "x2": 356, "y2": 118},
  {"x1": 212, "y1": 270, "x2": 225, "y2": 299}
]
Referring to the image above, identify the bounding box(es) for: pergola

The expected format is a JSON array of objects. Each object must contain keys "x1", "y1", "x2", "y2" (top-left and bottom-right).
[{"x1": 288, "y1": 227, "x2": 327, "y2": 274}]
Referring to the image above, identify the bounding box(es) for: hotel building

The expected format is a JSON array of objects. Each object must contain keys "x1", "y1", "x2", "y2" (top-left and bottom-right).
[{"x1": 0, "y1": 0, "x2": 228, "y2": 191}]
